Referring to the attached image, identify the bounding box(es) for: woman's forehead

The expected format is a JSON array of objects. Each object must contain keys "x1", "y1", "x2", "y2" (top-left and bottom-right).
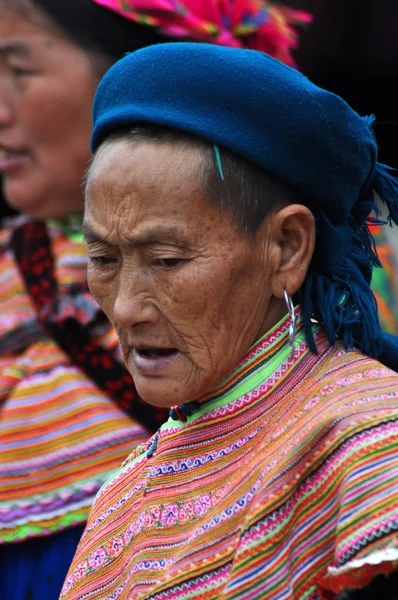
[
  {"x1": 0, "y1": 2, "x2": 73, "y2": 50},
  {"x1": 0, "y1": 0, "x2": 53, "y2": 27},
  {"x1": 88, "y1": 140, "x2": 197, "y2": 206},
  {"x1": 88, "y1": 137, "x2": 203, "y2": 194},
  {"x1": 84, "y1": 138, "x2": 237, "y2": 245}
]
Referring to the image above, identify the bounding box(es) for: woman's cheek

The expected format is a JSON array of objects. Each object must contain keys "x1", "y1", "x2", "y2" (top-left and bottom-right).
[{"x1": 87, "y1": 266, "x2": 114, "y2": 308}]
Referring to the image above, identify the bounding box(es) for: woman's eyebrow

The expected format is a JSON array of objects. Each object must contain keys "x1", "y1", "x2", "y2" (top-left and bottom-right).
[
  {"x1": 128, "y1": 226, "x2": 187, "y2": 246},
  {"x1": 82, "y1": 224, "x2": 111, "y2": 245},
  {"x1": 82, "y1": 224, "x2": 187, "y2": 246}
]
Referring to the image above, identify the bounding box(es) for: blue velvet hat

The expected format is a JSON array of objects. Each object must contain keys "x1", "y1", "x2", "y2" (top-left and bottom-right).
[{"x1": 91, "y1": 42, "x2": 398, "y2": 369}]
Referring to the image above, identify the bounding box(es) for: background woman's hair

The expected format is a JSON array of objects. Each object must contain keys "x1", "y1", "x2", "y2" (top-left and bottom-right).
[{"x1": 3, "y1": 0, "x2": 168, "y2": 66}]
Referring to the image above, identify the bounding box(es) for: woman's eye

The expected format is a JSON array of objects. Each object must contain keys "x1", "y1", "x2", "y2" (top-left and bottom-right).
[
  {"x1": 90, "y1": 256, "x2": 117, "y2": 266},
  {"x1": 12, "y1": 68, "x2": 29, "y2": 77},
  {"x1": 153, "y1": 258, "x2": 185, "y2": 269},
  {"x1": 9, "y1": 64, "x2": 32, "y2": 78}
]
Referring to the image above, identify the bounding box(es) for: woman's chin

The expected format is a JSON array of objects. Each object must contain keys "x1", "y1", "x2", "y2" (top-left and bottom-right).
[
  {"x1": 127, "y1": 352, "x2": 199, "y2": 409},
  {"x1": 134, "y1": 379, "x2": 191, "y2": 410}
]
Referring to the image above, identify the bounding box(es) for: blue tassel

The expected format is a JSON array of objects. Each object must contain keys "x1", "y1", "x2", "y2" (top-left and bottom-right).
[
  {"x1": 361, "y1": 115, "x2": 398, "y2": 225},
  {"x1": 298, "y1": 208, "x2": 384, "y2": 358},
  {"x1": 372, "y1": 162, "x2": 398, "y2": 226},
  {"x1": 297, "y1": 130, "x2": 398, "y2": 366}
]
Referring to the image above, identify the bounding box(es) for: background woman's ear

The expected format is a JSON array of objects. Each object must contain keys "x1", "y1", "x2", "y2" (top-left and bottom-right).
[{"x1": 268, "y1": 204, "x2": 315, "y2": 299}]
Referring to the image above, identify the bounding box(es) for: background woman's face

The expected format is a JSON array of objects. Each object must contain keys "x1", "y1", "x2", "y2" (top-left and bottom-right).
[
  {"x1": 85, "y1": 139, "x2": 284, "y2": 408},
  {"x1": 0, "y1": 6, "x2": 100, "y2": 219}
]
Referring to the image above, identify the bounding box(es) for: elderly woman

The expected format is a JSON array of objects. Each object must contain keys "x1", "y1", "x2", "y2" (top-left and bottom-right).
[
  {"x1": 61, "y1": 43, "x2": 398, "y2": 600},
  {"x1": 0, "y1": 2, "x2": 309, "y2": 599}
]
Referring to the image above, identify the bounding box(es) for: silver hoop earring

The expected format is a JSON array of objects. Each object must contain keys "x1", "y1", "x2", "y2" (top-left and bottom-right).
[{"x1": 283, "y1": 289, "x2": 297, "y2": 358}]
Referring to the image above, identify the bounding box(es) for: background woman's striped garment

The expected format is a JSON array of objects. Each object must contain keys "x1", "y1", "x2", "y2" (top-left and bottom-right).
[
  {"x1": 0, "y1": 216, "x2": 149, "y2": 543},
  {"x1": 62, "y1": 315, "x2": 398, "y2": 599},
  {"x1": 370, "y1": 223, "x2": 398, "y2": 334}
]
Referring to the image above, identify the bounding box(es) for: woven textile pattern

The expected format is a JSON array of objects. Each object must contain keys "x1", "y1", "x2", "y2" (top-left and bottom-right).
[
  {"x1": 0, "y1": 217, "x2": 149, "y2": 543},
  {"x1": 62, "y1": 315, "x2": 398, "y2": 599}
]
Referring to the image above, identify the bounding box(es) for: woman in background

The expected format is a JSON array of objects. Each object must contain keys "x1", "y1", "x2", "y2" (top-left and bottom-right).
[{"x1": 0, "y1": 1, "x2": 309, "y2": 598}]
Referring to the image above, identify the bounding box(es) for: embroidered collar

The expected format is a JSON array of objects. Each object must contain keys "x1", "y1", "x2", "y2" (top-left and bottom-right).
[{"x1": 169, "y1": 309, "x2": 311, "y2": 425}]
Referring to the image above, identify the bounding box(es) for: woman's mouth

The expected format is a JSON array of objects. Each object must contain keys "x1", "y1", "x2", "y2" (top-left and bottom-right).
[
  {"x1": 0, "y1": 148, "x2": 30, "y2": 172},
  {"x1": 132, "y1": 347, "x2": 180, "y2": 375}
]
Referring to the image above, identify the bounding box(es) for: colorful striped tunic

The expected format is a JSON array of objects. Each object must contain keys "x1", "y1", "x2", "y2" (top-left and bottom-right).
[
  {"x1": 61, "y1": 314, "x2": 398, "y2": 599},
  {"x1": 0, "y1": 216, "x2": 149, "y2": 543}
]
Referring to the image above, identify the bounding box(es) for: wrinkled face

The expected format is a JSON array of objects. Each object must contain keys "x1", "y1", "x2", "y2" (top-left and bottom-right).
[
  {"x1": 85, "y1": 138, "x2": 285, "y2": 407},
  {"x1": 0, "y1": 5, "x2": 101, "y2": 219}
]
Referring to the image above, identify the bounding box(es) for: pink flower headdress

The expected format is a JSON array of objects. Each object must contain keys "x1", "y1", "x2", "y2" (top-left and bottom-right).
[{"x1": 93, "y1": 0, "x2": 312, "y2": 66}]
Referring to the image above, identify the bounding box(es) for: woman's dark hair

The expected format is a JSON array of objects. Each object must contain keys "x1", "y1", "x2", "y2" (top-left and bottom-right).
[
  {"x1": 90, "y1": 124, "x2": 301, "y2": 237},
  {"x1": 22, "y1": 0, "x2": 169, "y2": 66}
]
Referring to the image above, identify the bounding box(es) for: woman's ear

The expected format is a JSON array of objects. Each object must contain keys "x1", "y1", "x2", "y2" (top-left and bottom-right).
[{"x1": 267, "y1": 204, "x2": 315, "y2": 299}]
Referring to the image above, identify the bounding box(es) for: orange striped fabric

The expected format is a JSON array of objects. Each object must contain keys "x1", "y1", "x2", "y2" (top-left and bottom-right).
[
  {"x1": 0, "y1": 216, "x2": 149, "y2": 543},
  {"x1": 62, "y1": 314, "x2": 398, "y2": 599}
]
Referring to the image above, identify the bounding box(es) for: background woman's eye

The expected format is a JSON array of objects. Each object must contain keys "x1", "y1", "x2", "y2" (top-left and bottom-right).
[
  {"x1": 9, "y1": 64, "x2": 32, "y2": 78},
  {"x1": 12, "y1": 68, "x2": 29, "y2": 77}
]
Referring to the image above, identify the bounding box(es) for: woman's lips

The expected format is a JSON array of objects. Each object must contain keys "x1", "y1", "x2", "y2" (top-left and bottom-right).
[
  {"x1": 131, "y1": 348, "x2": 180, "y2": 375},
  {"x1": 0, "y1": 149, "x2": 30, "y2": 172}
]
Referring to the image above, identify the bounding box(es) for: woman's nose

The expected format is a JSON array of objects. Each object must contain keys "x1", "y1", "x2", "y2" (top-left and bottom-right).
[
  {"x1": 113, "y1": 285, "x2": 159, "y2": 330},
  {"x1": 0, "y1": 103, "x2": 12, "y2": 127}
]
